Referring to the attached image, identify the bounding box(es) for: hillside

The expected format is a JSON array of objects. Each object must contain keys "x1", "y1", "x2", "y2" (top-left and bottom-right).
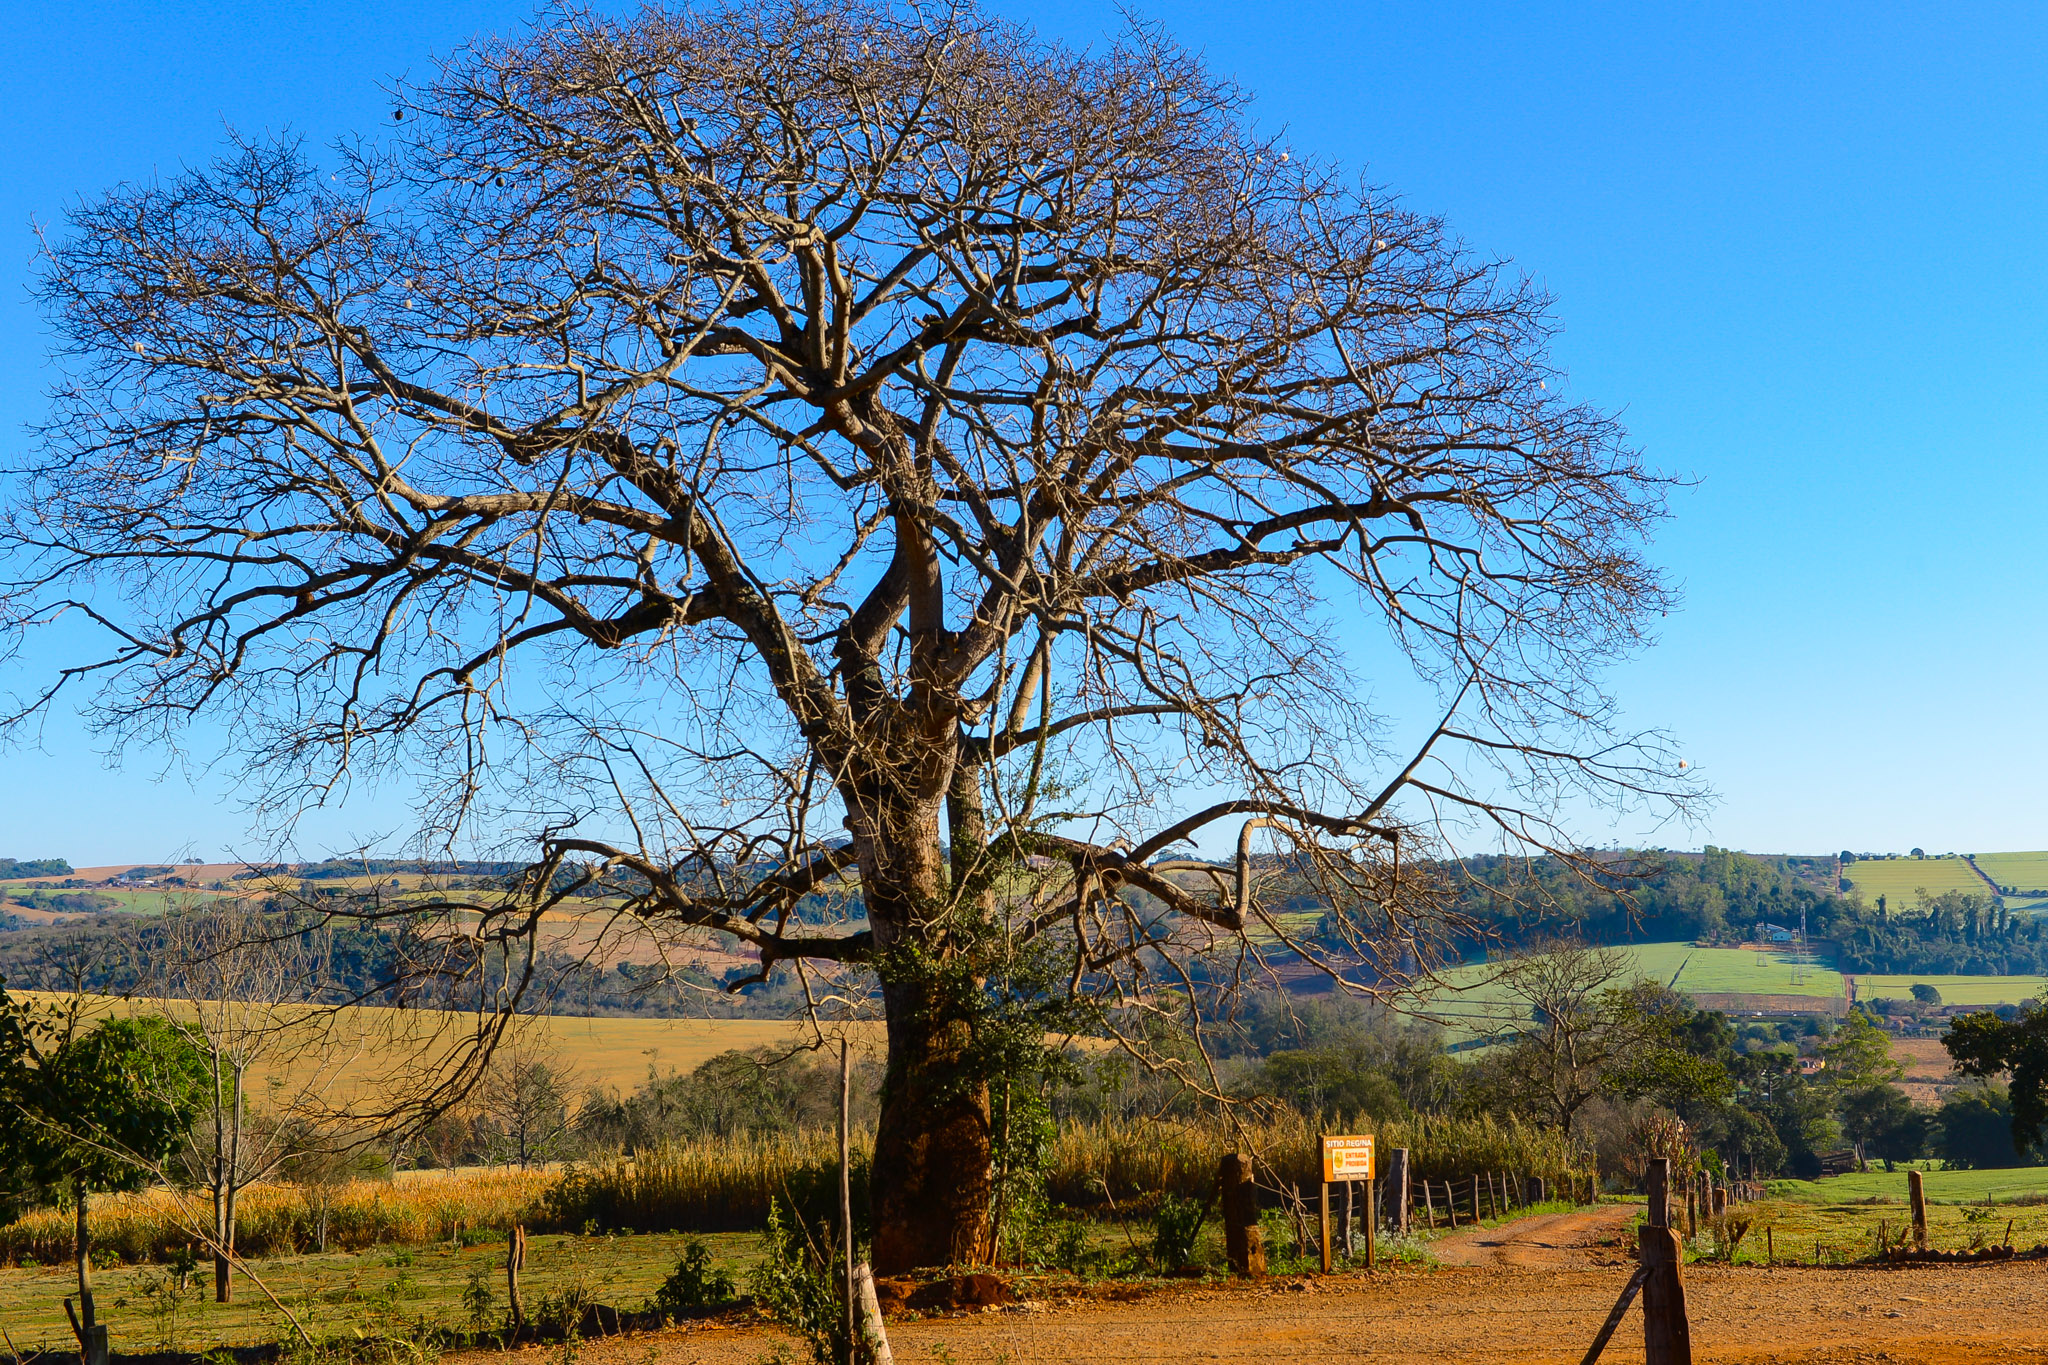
[{"x1": 13, "y1": 990, "x2": 880, "y2": 1100}]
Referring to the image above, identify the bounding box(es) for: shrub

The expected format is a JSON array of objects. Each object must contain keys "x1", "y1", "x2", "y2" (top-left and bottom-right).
[
  {"x1": 749, "y1": 1201, "x2": 850, "y2": 1365},
  {"x1": 650, "y1": 1238, "x2": 737, "y2": 1320},
  {"x1": 1149, "y1": 1195, "x2": 1205, "y2": 1271}
]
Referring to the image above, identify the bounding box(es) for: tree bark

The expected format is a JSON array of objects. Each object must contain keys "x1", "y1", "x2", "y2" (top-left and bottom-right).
[
  {"x1": 854, "y1": 739, "x2": 998, "y2": 1273},
  {"x1": 74, "y1": 1179, "x2": 94, "y2": 1332},
  {"x1": 216, "y1": 1058, "x2": 244, "y2": 1303},
  {"x1": 869, "y1": 975, "x2": 992, "y2": 1273}
]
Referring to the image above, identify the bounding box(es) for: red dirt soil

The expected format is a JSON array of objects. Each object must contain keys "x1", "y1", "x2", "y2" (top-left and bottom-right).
[{"x1": 462, "y1": 1206, "x2": 2048, "y2": 1365}]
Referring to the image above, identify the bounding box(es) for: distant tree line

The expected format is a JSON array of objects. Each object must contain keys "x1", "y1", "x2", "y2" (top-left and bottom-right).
[
  {"x1": 0, "y1": 858, "x2": 73, "y2": 878},
  {"x1": 1302, "y1": 846, "x2": 2048, "y2": 980},
  {"x1": 0, "y1": 910, "x2": 813, "y2": 1021}
]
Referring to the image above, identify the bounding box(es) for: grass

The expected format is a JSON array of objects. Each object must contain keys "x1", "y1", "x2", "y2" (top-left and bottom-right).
[
  {"x1": 1967, "y1": 851, "x2": 2048, "y2": 897},
  {"x1": 0, "y1": 1112, "x2": 1582, "y2": 1268},
  {"x1": 1, "y1": 886, "x2": 235, "y2": 916},
  {"x1": 0, "y1": 1228, "x2": 743, "y2": 1355},
  {"x1": 1248, "y1": 910, "x2": 1323, "y2": 946},
  {"x1": 1418, "y1": 943, "x2": 1845, "y2": 1042},
  {"x1": 26, "y1": 1152, "x2": 2048, "y2": 1353},
  {"x1": 1842, "y1": 855, "x2": 1988, "y2": 911},
  {"x1": 1662, "y1": 947, "x2": 1841, "y2": 997},
  {"x1": 1765, "y1": 1164, "x2": 2048, "y2": 1204},
  {"x1": 0, "y1": 1110, "x2": 1592, "y2": 1354},
  {"x1": 1639, "y1": 1195, "x2": 2048, "y2": 1265},
  {"x1": 1854, "y1": 972, "x2": 2048, "y2": 1007},
  {"x1": 1422, "y1": 939, "x2": 2048, "y2": 1043}
]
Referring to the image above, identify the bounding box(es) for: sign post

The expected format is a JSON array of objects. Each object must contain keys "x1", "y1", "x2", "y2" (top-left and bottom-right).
[{"x1": 1319, "y1": 1135, "x2": 1375, "y2": 1272}]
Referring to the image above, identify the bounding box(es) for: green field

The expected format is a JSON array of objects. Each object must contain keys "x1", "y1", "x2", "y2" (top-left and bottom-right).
[
  {"x1": 1766, "y1": 1163, "x2": 2048, "y2": 1204},
  {"x1": 1971, "y1": 851, "x2": 2048, "y2": 897},
  {"x1": 1416, "y1": 942, "x2": 1844, "y2": 1043},
  {"x1": 0, "y1": 1228, "x2": 722, "y2": 1355},
  {"x1": 1853, "y1": 972, "x2": 2048, "y2": 1007},
  {"x1": 1419, "y1": 938, "x2": 2048, "y2": 1045},
  {"x1": 1841, "y1": 854, "x2": 1989, "y2": 910}
]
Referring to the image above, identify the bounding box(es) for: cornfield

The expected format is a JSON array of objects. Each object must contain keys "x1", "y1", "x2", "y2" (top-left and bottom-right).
[
  {"x1": 541, "y1": 1131, "x2": 873, "y2": 1234},
  {"x1": 1047, "y1": 1110, "x2": 1589, "y2": 1208},
  {"x1": 0, "y1": 1113, "x2": 1585, "y2": 1265},
  {"x1": 0, "y1": 1169, "x2": 551, "y2": 1268}
]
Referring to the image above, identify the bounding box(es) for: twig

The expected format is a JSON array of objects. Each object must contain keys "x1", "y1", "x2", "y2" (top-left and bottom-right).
[
  {"x1": 1096, "y1": 1178, "x2": 1144, "y2": 1255},
  {"x1": 3, "y1": 1323, "x2": 48, "y2": 1365}
]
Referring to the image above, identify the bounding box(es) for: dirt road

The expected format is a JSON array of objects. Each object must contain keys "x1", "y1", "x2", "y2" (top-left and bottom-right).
[
  {"x1": 471, "y1": 1208, "x2": 2048, "y2": 1365},
  {"x1": 1428, "y1": 1203, "x2": 1636, "y2": 1268}
]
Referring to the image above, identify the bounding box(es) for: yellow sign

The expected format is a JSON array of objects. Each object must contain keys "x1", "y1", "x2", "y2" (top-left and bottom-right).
[{"x1": 1321, "y1": 1133, "x2": 1375, "y2": 1182}]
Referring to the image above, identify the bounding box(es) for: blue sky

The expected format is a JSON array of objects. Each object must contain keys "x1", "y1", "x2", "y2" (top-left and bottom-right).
[{"x1": 0, "y1": 1, "x2": 2043, "y2": 864}]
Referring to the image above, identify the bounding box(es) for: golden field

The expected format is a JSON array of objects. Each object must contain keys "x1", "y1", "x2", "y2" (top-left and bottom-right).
[{"x1": 15, "y1": 992, "x2": 883, "y2": 1101}]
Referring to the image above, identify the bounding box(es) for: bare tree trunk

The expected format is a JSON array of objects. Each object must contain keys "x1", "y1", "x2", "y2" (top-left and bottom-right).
[
  {"x1": 217, "y1": 1060, "x2": 244, "y2": 1303},
  {"x1": 74, "y1": 1179, "x2": 95, "y2": 1331},
  {"x1": 869, "y1": 976, "x2": 993, "y2": 1274},
  {"x1": 839, "y1": 1039, "x2": 855, "y2": 1359},
  {"x1": 212, "y1": 1055, "x2": 229, "y2": 1304},
  {"x1": 507, "y1": 1224, "x2": 526, "y2": 1336},
  {"x1": 68, "y1": 1179, "x2": 108, "y2": 1365},
  {"x1": 862, "y1": 790, "x2": 994, "y2": 1274}
]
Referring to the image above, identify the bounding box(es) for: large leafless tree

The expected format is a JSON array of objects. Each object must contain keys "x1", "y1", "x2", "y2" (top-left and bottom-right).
[{"x1": 7, "y1": 0, "x2": 1688, "y2": 1268}]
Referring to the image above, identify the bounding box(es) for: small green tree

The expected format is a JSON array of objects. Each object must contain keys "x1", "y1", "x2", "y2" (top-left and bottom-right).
[
  {"x1": 1934, "y1": 1082, "x2": 2027, "y2": 1169},
  {"x1": 0, "y1": 990, "x2": 206, "y2": 1359},
  {"x1": 1819, "y1": 1011, "x2": 1903, "y2": 1091},
  {"x1": 1838, "y1": 1084, "x2": 1927, "y2": 1171},
  {"x1": 1910, "y1": 983, "x2": 1943, "y2": 1007}
]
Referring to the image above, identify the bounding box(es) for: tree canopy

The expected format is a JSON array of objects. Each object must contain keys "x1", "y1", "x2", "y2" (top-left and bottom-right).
[
  {"x1": 0, "y1": 994, "x2": 208, "y2": 1201},
  {"x1": 5, "y1": 0, "x2": 1685, "y2": 1267}
]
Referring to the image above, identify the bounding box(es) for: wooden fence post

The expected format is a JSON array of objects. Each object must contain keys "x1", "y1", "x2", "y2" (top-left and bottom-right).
[
  {"x1": 1639, "y1": 1223, "x2": 1693, "y2": 1365},
  {"x1": 1909, "y1": 1169, "x2": 1928, "y2": 1250},
  {"x1": 1711, "y1": 1186, "x2": 1727, "y2": 1218},
  {"x1": 1526, "y1": 1175, "x2": 1545, "y2": 1206},
  {"x1": 853, "y1": 1262, "x2": 896, "y2": 1365},
  {"x1": 1646, "y1": 1158, "x2": 1670, "y2": 1230},
  {"x1": 1319, "y1": 1178, "x2": 1333, "y2": 1274},
  {"x1": 1387, "y1": 1148, "x2": 1411, "y2": 1236},
  {"x1": 1367, "y1": 1178, "x2": 1378, "y2": 1269},
  {"x1": 1221, "y1": 1154, "x2": 1262, "y2": 1277}
]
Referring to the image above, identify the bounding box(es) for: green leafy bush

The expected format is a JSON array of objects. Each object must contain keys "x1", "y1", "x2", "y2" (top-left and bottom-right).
[
  {"x1": 1149, "y1": 1195, "x2": 1205, "y2": 1270},
  {"x1": 749, "y1": 1200, "x2": 850, "y2": 1365},
  {"x1": 651, "y1": 1238, "x2": 737, "y2": 1320}
]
